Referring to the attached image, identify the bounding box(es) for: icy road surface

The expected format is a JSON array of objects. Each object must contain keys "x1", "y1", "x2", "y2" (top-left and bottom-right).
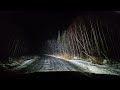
[
  {"x1": 10, "y1": 55, "x2": 120, "y2": 76},
  {"x1": 11, "y1": 55, "x2": 79, "y2": 73}
]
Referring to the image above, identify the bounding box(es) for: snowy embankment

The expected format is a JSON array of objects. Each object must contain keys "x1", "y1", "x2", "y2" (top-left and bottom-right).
[
  {"x1": 11, "y1": 56, "x2": 39, "y2": 70},
  {"x1": 0, "y1": 56, "x2": 38, "y2": 70},
  {"x1": 12, "y1": 59, "x2": 36, "y2": 70},
  {"x1": 68, "y1": 60, "x2": 120, "y2": 76}
]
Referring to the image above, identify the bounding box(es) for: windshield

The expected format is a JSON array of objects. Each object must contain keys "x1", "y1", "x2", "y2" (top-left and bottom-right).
[{"x1": 0, "y1": 11, "x2": 120, "y2": 78}]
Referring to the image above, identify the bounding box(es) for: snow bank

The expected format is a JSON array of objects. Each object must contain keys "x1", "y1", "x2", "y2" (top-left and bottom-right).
[
  {"x1": 68, "y1": 59, "x2": 120, "y2": 76},
  {"x1": 12, "y1": 59, "x2": 35, "y2": 70}
]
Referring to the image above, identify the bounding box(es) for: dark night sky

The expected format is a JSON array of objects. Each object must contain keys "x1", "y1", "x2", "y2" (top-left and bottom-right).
[
  {"x1": 12, "y1": 12, "x2": 79, "y2": 49},
  {"x1": 0, "y1": 11, "x2": 120, "y2": 58}
]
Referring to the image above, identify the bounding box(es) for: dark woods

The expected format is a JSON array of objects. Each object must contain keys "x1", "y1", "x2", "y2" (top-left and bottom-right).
[{"x1": 0, "y1": 11, "x2": 120, "y2": 63}]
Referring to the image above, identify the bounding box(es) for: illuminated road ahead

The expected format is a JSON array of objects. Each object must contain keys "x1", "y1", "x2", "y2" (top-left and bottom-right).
[
  {"x1": 11, "y1": 55, "x2": 120, "y2": 76},
  {"x1": 12, "y1": 55, "x2": 83, "y2": 73}
]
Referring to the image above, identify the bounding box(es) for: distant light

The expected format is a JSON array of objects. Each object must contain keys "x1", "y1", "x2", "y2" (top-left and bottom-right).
[{"x1": 114, "y1": 11, "x2": 120, "y2": 14}]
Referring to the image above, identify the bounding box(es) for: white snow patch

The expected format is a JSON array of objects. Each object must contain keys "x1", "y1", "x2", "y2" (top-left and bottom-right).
[
  {"x1": 71, "y1": 57, "x2": 80, "y2": 60},
  {"x1": 68, "y1": 60, "x2": 120, "y2": 76},
  {"x1": 13, "y1": 59, "x2": 35, "y2": 70}
]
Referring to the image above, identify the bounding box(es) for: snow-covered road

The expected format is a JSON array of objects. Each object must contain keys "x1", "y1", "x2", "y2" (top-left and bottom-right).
[
  {"x1": 11, "y1": 55, "x2": 80, "y2": 73},
  {"x1": 10, "y1": 55, "x2": 120, "y2": 76}
]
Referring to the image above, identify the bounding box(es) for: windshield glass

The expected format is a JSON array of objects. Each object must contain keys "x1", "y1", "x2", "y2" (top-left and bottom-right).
[{"x1": 0, "y1": 11, "x2": 120, "y2": 77}]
